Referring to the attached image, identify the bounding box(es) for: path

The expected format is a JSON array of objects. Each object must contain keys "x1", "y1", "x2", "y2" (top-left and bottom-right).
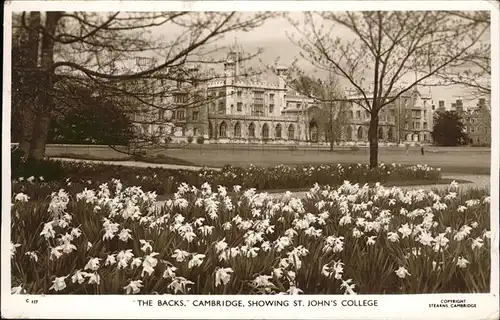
[{"x1": 50, "y1": 157, "x2": 221, "y2": 171}]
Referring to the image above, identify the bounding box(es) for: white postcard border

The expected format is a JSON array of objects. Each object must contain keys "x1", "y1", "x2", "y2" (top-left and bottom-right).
[{"x1": 2, "y1": 1, "x2": 499, "y2": 319}]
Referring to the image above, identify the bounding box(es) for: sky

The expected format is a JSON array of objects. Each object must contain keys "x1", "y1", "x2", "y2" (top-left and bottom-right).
[
  {"x1": 149, "y1": 11, "x2": 490, "y2": 108},
  {"x1": 13, "y1": 10, "x2": 489, "y2": 108}
]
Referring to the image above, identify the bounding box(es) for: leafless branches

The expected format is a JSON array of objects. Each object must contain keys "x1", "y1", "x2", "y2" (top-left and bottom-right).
[
  {"x1": 288, "y1": 10, "x2": 489, "y2": 166},
  {"x1": 12, "y1": 11, "x2": 275, "y2": 158}
]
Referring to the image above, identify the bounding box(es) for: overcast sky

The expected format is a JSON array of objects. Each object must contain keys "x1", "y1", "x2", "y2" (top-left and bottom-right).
[
  {"x1": 168, "y1": 11, "x2": 489, "y2": 106},
  {"x1": 14, "y1": 10, "x2": 489, "y2": 107}
]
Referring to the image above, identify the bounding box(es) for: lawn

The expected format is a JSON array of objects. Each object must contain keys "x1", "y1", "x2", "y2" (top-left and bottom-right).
[{"x1": 44, "y1": 144, "x2": 491, "y2": 175}]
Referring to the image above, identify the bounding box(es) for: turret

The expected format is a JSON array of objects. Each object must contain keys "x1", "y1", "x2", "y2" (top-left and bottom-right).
[{"x1": 276, "y1": 66, "x2": 288, "y2": 90}]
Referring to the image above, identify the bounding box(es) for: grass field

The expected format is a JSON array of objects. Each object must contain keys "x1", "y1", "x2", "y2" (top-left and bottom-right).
[{"x1": 44, "y1": 144, "x2": 491, "y2": 175}]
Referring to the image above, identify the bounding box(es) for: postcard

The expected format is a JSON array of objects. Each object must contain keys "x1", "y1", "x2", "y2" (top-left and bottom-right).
[{"x1": 2, "y1": 1, "x2": 499, "y2": 319}]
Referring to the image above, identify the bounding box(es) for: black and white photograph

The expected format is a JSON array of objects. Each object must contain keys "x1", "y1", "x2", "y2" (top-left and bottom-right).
[{"x1": 2, "y1": 1, "x2": 499, "y2": 319}]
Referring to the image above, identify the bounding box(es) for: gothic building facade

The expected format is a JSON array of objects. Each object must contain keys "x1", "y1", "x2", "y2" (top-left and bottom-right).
[{"x1": 128, "y1": 50, "x2": 435, "y2": 146}]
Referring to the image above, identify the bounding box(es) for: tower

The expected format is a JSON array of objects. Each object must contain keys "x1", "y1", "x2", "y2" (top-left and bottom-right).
[
  {"x1": 275, "y1": 66, "x2": 288, "y2": 89},
  {"x1": 224, "y1": 55, "x2": 235, "y2": 85}
]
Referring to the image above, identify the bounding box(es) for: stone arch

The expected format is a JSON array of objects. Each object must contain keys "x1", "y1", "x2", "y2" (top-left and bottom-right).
[
  {"x1": 219, "y1": 121, "x2": 227, "y2": 138},
  {"x1": 275, "y1": 123, "x2": 282, "y2": 139},
  {"x1": 234, "y1": 122, "x2": 241, "y2": 138},
  {"x1": 309, "y1": 119, "x2": 319, "y2": 142},
  {"x1": 387, "y1": 127, "x2": 394, "y2": 141},
  {"x1": 262, "y1": 123, "x2": 270, "y2": 139},
  {"x1": 406, "y1": 133, "x2": 412, "y2": 141},
  {"x1": 248, "y1": 122, "x2": 255, "y2": 138},
  {"x1": 208, "y1": 121, "x2": 214, "y2": 139},
  {"x1": 288, "y1": 124, "x2": 295, "y2": 140},
  {"x1": 378, "y1": 127, "x2": 384, "y2": 140},
  {"x1": 346, "y1": 126, "x2": 352, "y2": 141},
  {"x1": 357, "y1": 126, "x2": 363, "y2": 140},
  {"x1": 413, "y1": 133, "x2": 419, "y2": 142}
]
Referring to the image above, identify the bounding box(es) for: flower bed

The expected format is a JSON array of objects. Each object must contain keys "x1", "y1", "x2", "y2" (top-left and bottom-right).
[
  {"x1": 12, "y1": 160, "x2": 442, "y2": 200},
  {"x1": 11, "y1": 180, "x2": 490, "y2": 294}
]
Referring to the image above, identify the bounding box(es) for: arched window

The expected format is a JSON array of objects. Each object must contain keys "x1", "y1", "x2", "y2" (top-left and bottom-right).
[
  {"x1": 378, "y1": 127, "x2": 384, "y2": 139},
  {"x1": 357, "y1": 126, "x2": 363, "y2": 140},
  {"x1": 262, "y1": 123, "x2": 269, "y2": 139},
  {"x1": 288, "y1": 124, "x2": 295, "y2": 140},
  {"x1": 387, "y1": 127, "x2": 393, "y2": 141},
  {"x1": 275, "y1": 124, "x2": 282, "y2": 139},
  {"x1": 248, "y1": 122, "x2": 255, "y2": 138},
  {"x1": 309, "y1": 120, "x2": 318, "y2": 142},
  {"x1": 346, "y1": 126, "x2": 352, "y2": 141},
  {"x1": 219, "y1": 121, "x2": 227, "y2": 137},
  {"x1": 234, "y1": 122, "x2": 241, "y2": 137}
]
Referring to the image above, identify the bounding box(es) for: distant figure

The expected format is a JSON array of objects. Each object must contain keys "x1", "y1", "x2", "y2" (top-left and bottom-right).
[
  {"x1": 405, "y1": 143, "x2": 409, "y2": 155},
  {"x1": 421, "y1": 145, "x2": 425, "y2": 156}
]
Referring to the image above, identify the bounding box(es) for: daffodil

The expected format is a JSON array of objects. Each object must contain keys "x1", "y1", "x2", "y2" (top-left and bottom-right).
[
  {"x1": 188, "y1": 254, "x2": 206, "y2": 269},
  {"x1": 215, "y1": 267, "x2": 233, "y2": 287},
  {"x1": 123, "y1": 280, "x2": 143, "y2": 294},
  {"x1": 163, "y1": 266, "x2": 177, "y2": 279},
  {"x1": 168, "y1": 277, "x2": 194, "y2": 294},
  {"x1": 457, "y1": 257, "x2": 470, "y2": 268},
  {"x1": 395, "y1": 267, "x2": 411, "y2": 279},
  {"x1": 50, "y1": 276, "x2": 68, "y2": 292},
  {"x1": 14, "y1": 193, "x2": 29, "y2": 202}
]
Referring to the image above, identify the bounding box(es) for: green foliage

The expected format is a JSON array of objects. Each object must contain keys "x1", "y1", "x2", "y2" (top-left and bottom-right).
[
  {"x1": 196, "y1": 136, "x2": 205, "y2": 144},
  {"x1": 12, "y1": 160, "x2": 441, "y2": 200},
  {"x1": 10, "y1": 183, "x2": 491, "y2": 294},
  {"x1": 11, "y1": 148, "x2": 65, "y2": 181},
  {"x1": 48, "y1": 86, "x2": 136, "y2": 145},
  {"x1": 431, "y1": 111, "x2": 469, "y2": 146}
]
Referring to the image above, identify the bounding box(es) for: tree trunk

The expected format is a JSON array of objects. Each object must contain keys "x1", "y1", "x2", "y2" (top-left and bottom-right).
[
  {"x1": 28, "y1": 12, "x2": 62, "y2": 159},
  {"x1": 18, "y1": 108, "x2": 36, "y2": 156},
  {"x1": 368, "y1": 112, "x2": 379, "y2": 168},
  {"x1": 30, "y1": 115, "x2": 51, "y2": 159},
  {"x1": 17, "y1": 12, "x2": 41, "y2": 157}
]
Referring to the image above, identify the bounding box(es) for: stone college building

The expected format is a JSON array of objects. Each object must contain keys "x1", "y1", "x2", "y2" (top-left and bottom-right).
[{"x1": 130, "y1": 48, "x2": 435, "y2": 146}]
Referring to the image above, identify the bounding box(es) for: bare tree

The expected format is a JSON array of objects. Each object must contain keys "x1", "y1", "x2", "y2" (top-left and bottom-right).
[
  {"x1": 433, "y1": 11, "x2": 491, "y2": 100},
  {"x1": 12, "y1": 11, "x2": 274, "y2": 159},
  {"x1": 289, "y1": 11, "x2": 489, "y2": 167},
  {"x1": 281, "y1": 68, "x2": 347, "y2": 151}
]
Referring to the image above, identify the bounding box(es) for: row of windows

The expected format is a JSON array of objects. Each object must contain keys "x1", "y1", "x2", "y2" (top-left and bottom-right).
[
  {"x1": 215, "y1": 103, "x2": 275, "y2": 115},
  {"x1": 404, "y1": 121, "x2": 428, "y2": 130},
  {"x1": 157, "y1": 109, "x2": 199, "y2": 121},
  {"x1": 155, "y1": 126, "x2": 201, "y2": 137},
  {"x1": 347, "y1": 126, "x2": 395, "y2": 140},
  {"x1": 217, "y1": 122, "x2": 295, "y2": 139},
  {"x1": 208, "y1": 90, "x2": 276, "y2": 100}
]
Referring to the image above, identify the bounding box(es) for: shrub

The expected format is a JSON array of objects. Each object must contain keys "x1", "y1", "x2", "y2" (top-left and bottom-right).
[
  {"x1": 196, "y1": 136, "x2": 205, "y2": 144},
  {"x1": 187, "y1": 136, "x2": 194, "y2": 144},
  {"x1": 11, "y1": 161, "x2": 443, "y2": 200},
  {"x1": 10, "y1": 182, "x2": 491, "y2": 294},
  {"x1": 11, "y1": 149, "x2": 65, "y2": 182}
]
